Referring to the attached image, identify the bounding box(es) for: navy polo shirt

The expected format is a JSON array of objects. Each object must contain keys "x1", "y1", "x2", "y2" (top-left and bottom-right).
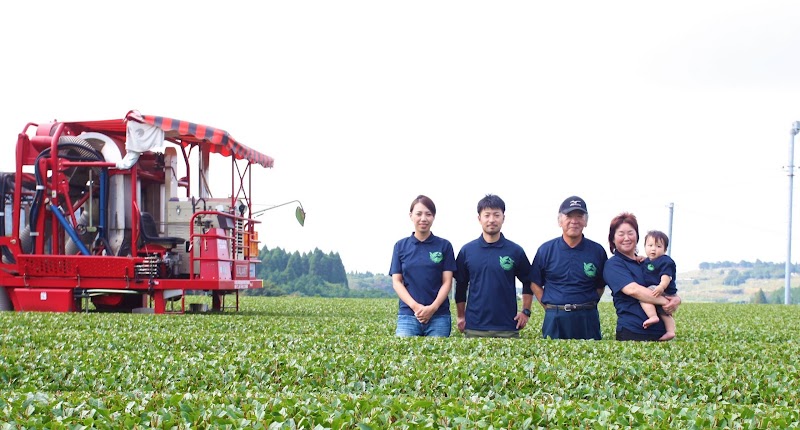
[
  {"x1": 389, "y1": 232, "x2": 457, "y2": 316},
  {"x1": 530, "y1": 235, "x2": 608, "y2": 305},
  {"x1": 454, "y1": 233, "x2": 531, "y2": 331},
  {"x1": 604, "y1": 252, "x2": 667, "y2": 337},
  {"x1": 643, "y1": 255, "x2": 678, "y2": 295}
]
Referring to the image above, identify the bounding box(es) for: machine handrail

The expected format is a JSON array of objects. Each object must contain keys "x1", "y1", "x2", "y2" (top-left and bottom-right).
[{"x1": 188, "y1": 210, "x2": 261, "y2": 280}]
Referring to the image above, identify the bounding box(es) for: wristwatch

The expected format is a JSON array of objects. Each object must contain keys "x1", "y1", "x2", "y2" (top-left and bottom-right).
[{"x1": 522, "y1": 308, "x2": 531, "y2": 317}]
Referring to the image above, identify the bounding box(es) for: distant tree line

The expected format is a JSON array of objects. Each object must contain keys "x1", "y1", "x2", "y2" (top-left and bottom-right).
[
  {"x1": 247, "y1": 247, "x2": 393, "y2": 298},
  {"x1": 248, "y1": 254, "x2": 800, "y2": 301},
  {"x1": 751, "y1": 287, "x2": 800, "y2": 304},
  {"x1": 699, "y1": 260, "x2": 800, "y2": 304},
  {"x1": 698, "y1": 260, "x2": 800, "y2": 286}
]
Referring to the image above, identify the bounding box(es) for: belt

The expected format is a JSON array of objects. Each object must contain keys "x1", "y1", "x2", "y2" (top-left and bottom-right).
[{"x1": 544, "y1": 303, "x2": 597, "y2": 311}]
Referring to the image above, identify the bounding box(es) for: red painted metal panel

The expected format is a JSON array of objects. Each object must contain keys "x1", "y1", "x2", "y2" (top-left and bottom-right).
[
  {"x1": 9, "y1": 288, "x2": 76, "y2": 312},
  {"x1": 17, "y1": 255, "x2": 134, "y2": 278}
]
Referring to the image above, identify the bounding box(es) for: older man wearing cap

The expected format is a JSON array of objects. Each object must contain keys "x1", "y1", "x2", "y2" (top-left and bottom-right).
[{"x1": 529, "y1": 196, "x2": 608, "y2": 340}]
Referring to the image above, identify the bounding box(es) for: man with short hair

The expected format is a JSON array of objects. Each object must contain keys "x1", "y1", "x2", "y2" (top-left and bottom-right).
[
  {"x1": 530, "y1": 196, "x2": 608, "y2": 340},
  {"x1": 455, "y1": 194, "x2": 533, "y2": 338}
]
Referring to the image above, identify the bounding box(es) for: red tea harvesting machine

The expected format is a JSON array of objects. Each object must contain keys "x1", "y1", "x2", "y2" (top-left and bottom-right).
[{"x1": 0, "y1": 110, "x2": 299, "y2": 314}]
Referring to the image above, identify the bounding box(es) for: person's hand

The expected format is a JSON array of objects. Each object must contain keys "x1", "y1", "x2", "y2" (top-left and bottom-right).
[
  {"x1": 649, "y1": 285, "x2": 664, "y2": 297},
  {"x1": 662, "y1": 295, "x2": 681, "y2": 314},
  {"x1": 457, "y1": 316, "x2": 466, "y2": 333},
  {"x1": 514, "y1": 312, "x2": 529, "y2": 330},
  {"x1": 414, "y1": 305, "x2": 435, "y2": 324},
  {"x1": 635, "y1": 255, "x2": 646, "y2": 263}
]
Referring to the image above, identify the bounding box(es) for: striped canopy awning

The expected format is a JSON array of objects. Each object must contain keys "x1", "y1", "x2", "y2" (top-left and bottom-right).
[
  {"x1": 130, "y1": 111, "x2": 274, "y2": 168},
  {"x1": 62, "y1": 111, "x2": 275, "y2": 168}
]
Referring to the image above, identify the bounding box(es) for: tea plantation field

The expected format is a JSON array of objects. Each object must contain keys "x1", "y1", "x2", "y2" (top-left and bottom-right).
[{"x1": 1, "y1": 297, "x2": 799, "y2": 429}]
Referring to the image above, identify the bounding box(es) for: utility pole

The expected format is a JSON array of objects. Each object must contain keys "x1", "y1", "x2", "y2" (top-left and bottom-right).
[
  {"x1": 786, "y1": 122, "x2": 799, "y2": 305},
  {"x1": 667, "y1": 202, "x2": 674, "y2": 256}
]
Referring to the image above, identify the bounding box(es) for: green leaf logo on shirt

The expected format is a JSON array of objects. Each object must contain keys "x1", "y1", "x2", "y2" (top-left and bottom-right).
[
  {"x1": 429, "y1": 252, "x2": 443, "y2": 263},
  {"x1": 499, "y1": 256, "x2": 514, "y2": 271},
  {"x1": 583, "y1": 262, "x2": 597, "y2": 278},
  {"x1": 647, "y1": 263, "x2": 655, "y2": 272}
]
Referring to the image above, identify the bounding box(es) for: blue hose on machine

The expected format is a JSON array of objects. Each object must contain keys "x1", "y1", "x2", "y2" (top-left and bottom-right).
[{"x1": 50, "y1": 203, "x2": 91, "y2": 255}]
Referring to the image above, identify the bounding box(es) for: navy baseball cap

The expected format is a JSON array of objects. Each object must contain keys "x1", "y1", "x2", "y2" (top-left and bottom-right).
[{"x1": 559, "y1": 196, "x2": 588, "y2": 214}]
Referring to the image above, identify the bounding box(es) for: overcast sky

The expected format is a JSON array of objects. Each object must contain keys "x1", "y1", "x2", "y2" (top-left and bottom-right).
[{"x1": 2, "y1": 1, "x2": 800, "y2": 275}]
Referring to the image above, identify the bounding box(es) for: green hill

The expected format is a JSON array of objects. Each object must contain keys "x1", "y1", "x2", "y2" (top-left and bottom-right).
[{"x1": 677, "y1": 267, "x2": 790, "y2": 303}]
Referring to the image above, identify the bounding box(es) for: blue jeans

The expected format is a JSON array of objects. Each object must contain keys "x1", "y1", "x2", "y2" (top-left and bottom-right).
[{"x1": 396, "y1": 314, "x2": 451, "y2": 337}]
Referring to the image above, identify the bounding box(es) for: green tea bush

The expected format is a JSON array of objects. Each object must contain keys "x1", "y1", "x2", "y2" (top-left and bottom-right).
[{"x1": 1, "y1": 298, "x2": 798, "y2": 428}]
